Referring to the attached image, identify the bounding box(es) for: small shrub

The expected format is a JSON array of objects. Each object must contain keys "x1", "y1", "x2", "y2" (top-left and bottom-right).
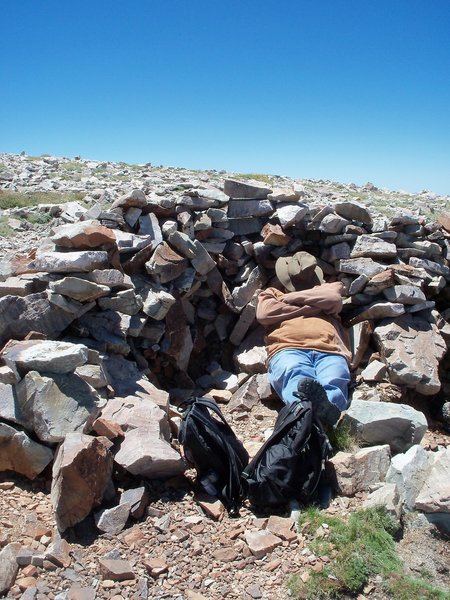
[{"x1": 24, "y1": 212, "x2": 53, "y2": 225}]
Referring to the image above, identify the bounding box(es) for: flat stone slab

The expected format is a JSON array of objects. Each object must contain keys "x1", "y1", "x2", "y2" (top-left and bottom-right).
[
  {"x1": 343, "y1": 400, "x2": 428, "y2": 453},
  {"x1": 2, "y1": 340, "x2": 89, "y2": 374}
]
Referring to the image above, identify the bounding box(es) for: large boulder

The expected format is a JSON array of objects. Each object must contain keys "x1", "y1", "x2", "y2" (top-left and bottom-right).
[
  {"x1": 327, "y1": 445, "x2": 391, "y2": 496},
  {"x1": 374, "y1": 314, "x2": 447, "y2": 395},
  {"x1": 51, "y1": 433, "x2": 113, "y2": 532},
  {"x1": 342, "y1": 400, "x2": 428, "y2": 453},
  {"x1": 16, "y1": 371, "x2": 103, "y2": 443},
  {"x1": 414, "y1": 447, "x2": 450, "y2": 513}
]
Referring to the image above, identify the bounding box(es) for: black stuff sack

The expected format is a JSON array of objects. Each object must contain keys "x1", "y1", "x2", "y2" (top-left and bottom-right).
[
  {"x1": 178, "y1": 396, "x2": 249, "y2": 515},
  {"x1": 242, "y1": 399, "x2": 332, "y2": 509}
]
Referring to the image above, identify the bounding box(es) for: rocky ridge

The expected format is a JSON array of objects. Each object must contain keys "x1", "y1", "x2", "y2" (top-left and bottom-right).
[{"x1": 0, "y1": 153, "x2": 449, "y2": 599}]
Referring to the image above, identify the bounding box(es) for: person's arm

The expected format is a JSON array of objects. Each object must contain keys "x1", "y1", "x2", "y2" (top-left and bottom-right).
[
  {"x1": 256, "y1": 287, "x2": 323, "y2": 326},
  {"x1": 283, "y1": 282, "x2": 345, "y2": 315},
  {"x1": 256, "y1": 282, "x2": 345, "y2": 326}
]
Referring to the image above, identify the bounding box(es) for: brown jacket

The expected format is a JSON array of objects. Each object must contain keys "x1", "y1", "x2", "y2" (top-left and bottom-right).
[{"x1": 256, "y1": 282, "x2": 352, "y2": 363}]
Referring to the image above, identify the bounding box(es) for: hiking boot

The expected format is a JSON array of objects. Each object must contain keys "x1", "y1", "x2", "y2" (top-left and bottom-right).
[{"x1": 294, "y1": 377, "x2": 341, "y2": 427}]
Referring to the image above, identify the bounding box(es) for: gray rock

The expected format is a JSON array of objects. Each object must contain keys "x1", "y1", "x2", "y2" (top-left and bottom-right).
[
  {"x1": 228, "y1": 374, "x2": 272, "y2": 412},
  {"x1": 351, "y1": 301, "x2": 405, "y2": 324},
  {"x1": 0, "y1": 382, "x2": 26, "y2": 426},
  {"x1": 114, "y1": 427, "x2": 185, "y2": 479},
  {"x1": 334, "y1": 201, "x2": 372, "y2": 225},
  {"x1": 343, "y1": 400, "x2": 428, "y2": 453},
  {"x1": 414, "y1": 447, "x2": 450, "y2": 513},
  {"x1": 327, "y1": 445, "x2": 391, "y2": 496},
  {"x1": 50, "y1": 277, "x2": 110, "y2": 301},
  {"x1": 0, "y1": 543, "x2": 21, "y2": 596},
  {"x1": 2, "y1": 340, "x2": 89, "y2": 374},
  {"x1": 95, "y1": 503, "x2": 130, "y2": 534},
  {"x1": 338, "y1": 258, "x2": 387, "y2": 278},
  {"x1": 362, "y1": 483, "x2": 401, "y2": 518},
  {"x1": 268, "y1": 188, "x2": 302, "y2": 203},
  {"x1": 374, "y1": 314, "x2": 446, "y2": 394},
  {"x1": 75, "y1": 310, "x2": 131, "y2": 355},
  {"x1": 319, "y1": 213, "x2": 350, "y2": 234},
  {"x1": 386, "y1": 445, "x2": 432, "y2": 510},
  {"x1": 16, "y1": 371, "x2": 102, "y2": 443},
  {"x1": 233, "y1": 328, "x2": 267, "y2": 375},
  {"x1": 120, "y1": 486, "x2": 150, "y2": 518},
  {"x1": 383, "y1": 285, "x2": 426, "y2": 304},
  {"x1": 276, "y1": 203, "x2": 309, "y2": 228},
  {"x1": 409, "y1": 256, "x2": 450, "y2": 279},
  {"x1": 223, "y1": 179, "x2": 272, "y2": 200},
  {"x1": 98, "y1": 289, "x2": 143, "y2": 315},
  {"x1": 232, "y1": 266, "x2": 267, "y2": 311},
  {"x1": 26, "y1": 250, "x2": 110, "y2": 273},
  {"x1": 0, "y1": 422, "x2": 53, "y2": 479},
  {"x1": 360, "y1": 360, "x2": 387, "y2": 382},
  {"x1": 228, "y1": 198, "x2": 273, "y2": 218},
  {"x1": 350, "y1": 235, "x2": 397, "y2": 259},
  {"x1": 142, "y1": 288, "x2": 175, "y2": 320},
  {"x1": 111, "y1": 188, "x2": 147, "y2": 209},
  {"x1": 0, "y1": 292, "x2": 93, "y2": 346}
]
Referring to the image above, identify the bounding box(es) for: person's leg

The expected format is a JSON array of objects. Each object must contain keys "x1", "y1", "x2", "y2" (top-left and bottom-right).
[
  {"x1": 313, "y1": 352, "x2": 351, "y2": 411},
  {"x1": 267, "y1": 349, "x2": 315, "y2": 405}
]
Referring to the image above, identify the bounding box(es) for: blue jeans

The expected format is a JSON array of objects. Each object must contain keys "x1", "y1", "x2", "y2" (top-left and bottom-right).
[{"x1": 268, "y1": 349, "x2": 350, "y2": 411}]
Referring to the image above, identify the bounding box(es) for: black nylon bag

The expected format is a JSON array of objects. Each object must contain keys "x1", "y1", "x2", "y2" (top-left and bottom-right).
[
  {"x1": 178, "y1": 397, "x2": 249, "y2": 515},
  {"x1": 242, "y1": 400, "x2": 332, "y2": 508}
]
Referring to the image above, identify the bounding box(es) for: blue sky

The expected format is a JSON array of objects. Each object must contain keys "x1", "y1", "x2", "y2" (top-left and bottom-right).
[{"x1": 2, "y1": 1, "x2": 450, "y2": 195}]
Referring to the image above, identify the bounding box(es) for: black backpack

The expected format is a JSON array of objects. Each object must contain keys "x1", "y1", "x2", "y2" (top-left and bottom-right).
[
  {"x1": 178, "y1": 397, "x2": 249, "y2": 515},
  {"x1": 241, "y1": 399, "x2": 332, "y2": 509}
]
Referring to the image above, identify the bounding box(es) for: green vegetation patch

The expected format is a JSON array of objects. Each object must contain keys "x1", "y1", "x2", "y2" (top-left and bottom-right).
[
  {"x1": 327, "y1": 420, "x2": 360, "y2": 453},
  {"x1": 290, "y1": 507, "x2": 449, "y2": 599},
  {"x1": 0, "y1": 190, "x2": 85, "y2": 210},
  {"x1": 0, "y1": 217, "x2": 14, "y2": 237},
  {"x1": 61, "y1": 161, "x2": 84, "y2": 172},
  {"x1": 235, "y1": 172, "x2": 274, "y2": 184}
]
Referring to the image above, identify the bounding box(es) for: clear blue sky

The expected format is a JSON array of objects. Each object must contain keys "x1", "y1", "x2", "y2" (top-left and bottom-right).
[{"x1": 2, "y1": 1, "x2": 450, "y2": 195}]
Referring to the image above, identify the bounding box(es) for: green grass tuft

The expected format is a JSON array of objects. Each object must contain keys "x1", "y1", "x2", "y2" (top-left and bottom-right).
[
  {"x1": 235, "y1": 172, "x2": 273, "y2": 184},
  {"x1": 0, "y1": 218, "x2": 14, "y2": 237},
  {"x1": 290, "y1": 507, "x2": 450, "y2": 599},
  {"x1": 388, "y1": 573, "x2": 450, "y2": 600},
  {"x1": 24, "y1": 212, "x2": 53, "y2": 225},
  {"x1": 327, "y1": 420, "x2": 360, "y2": 453}
]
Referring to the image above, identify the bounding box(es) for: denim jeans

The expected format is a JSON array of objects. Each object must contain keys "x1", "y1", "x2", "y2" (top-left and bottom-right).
[{"x1": 267, "y1": 349, "x2": 351, "y2": 411}]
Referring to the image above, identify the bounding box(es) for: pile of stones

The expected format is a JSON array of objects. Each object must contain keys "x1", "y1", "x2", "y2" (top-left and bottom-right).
[{"x1": 0, "y1": 157, "x2": 449, "y2": 548}]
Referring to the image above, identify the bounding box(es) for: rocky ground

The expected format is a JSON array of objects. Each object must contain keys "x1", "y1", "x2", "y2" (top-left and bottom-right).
[
  {"x1": 0, "y1": 403, "x2": 449, "y2": 600},
  {"x1": 1, "y1": 392, "x2": 449, "y2": 599},
  {"x1": 0, "y1": 153, "x2": 449, "y2": 599}
]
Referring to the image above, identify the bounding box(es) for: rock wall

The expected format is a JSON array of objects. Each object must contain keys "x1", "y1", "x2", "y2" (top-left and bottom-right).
[{"x1": 0, "y1": 172, "x2": 450, "y2": 530}]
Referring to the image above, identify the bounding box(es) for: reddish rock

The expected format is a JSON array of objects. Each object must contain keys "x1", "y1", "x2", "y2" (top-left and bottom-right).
[
  {"x1": 91, "y1": 417, "x2": 124, "y2": 439},
  {"x1": 143, "y1": 557, "x2": 169, "y2": 577},
  {"x1": 51, "y1": 220, "x2": 117, "y2": 249},
  {"x1": 51, "y1": 433, "x2": 113, "y2": 532},
  {"x1": 98, "y1": 558, "x2": 135, "y2": 581}
]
